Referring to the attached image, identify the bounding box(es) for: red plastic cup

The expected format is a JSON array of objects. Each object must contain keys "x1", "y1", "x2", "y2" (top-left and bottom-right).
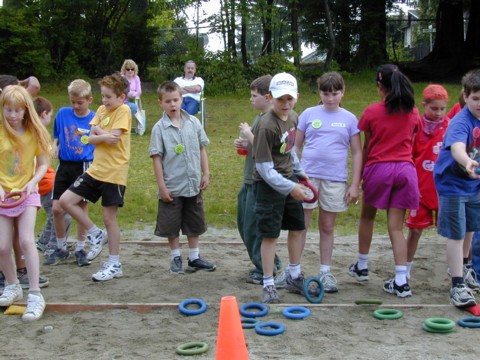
[{"x1": 237, "y1": 148, "x2": 248, "y2": 156}]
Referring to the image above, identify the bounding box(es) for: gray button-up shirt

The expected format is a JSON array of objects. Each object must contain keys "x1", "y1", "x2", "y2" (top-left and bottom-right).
[{"x1": 149, "y1": 111, "x2": 209, "y2": 197}]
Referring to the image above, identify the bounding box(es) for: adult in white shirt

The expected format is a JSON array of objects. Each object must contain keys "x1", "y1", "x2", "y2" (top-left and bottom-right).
[{"x1": 174, "y1": 60, "x2": 204, "y2": 115}]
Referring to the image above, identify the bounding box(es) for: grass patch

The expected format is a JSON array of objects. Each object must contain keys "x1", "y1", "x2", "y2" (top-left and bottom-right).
[{"x1": 36, "y1": 72, "x2": 462, "y2": 236}]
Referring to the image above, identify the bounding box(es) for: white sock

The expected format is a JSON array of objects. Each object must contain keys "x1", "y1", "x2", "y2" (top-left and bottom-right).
[
  {"x1": 289, "y1": 263, "x2": 301, "y2": 279},
  {"x1": 170, "y1": 249, "x2": 181, "y2": 260},
  {"x1": 75, "y1": 240, "x2": 86, "y2": 252},
  {"x1": 358, "y1": 253, "x2": 369, "y2": 270},
  {"x1": 320, "y1": 264, "x2": 330, "y2": 273},
  {"x1": 189, "y1": 248, "x2": 200, "y2": 261},
  {"x1": 56, "y1": 237, "x2": 67, "y2": 250},
  {"x1": 406, "y1": 261, "x2": 413, "y2": 279},
  {"x1": 108, "y1": 255, "x2": 120, "y2": 265},
  {"x1": 263, "y1": 276, "x2": 274, "y2": 287},
  {"x1": 395, "y1": 265, "x2": 408, "y2": 285}
]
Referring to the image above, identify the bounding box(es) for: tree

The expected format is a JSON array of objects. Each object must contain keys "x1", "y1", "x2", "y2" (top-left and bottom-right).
[{"x1": 402, "y1": 0, "x2": 479, "y2": 81}]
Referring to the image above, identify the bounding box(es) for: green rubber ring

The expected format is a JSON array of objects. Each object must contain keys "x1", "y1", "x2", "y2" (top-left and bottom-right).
[
  {"x1": 176, "y1": 341, "x2": 209, "y2": 355},
  {"x1": 422, "y1": 323, "x2": 454, "y2": 333},
  {"x1": 424, "y1": 318, "x2": 455, "y2": 331},
  {"x1": 373, "y1": 309, "x2": 403, "y2": 320}
]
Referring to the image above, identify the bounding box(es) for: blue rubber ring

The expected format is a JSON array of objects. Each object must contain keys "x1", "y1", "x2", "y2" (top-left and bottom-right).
[
  {"x1": 178, "y1": 298, "x2": 207, "y2": 316},
  {"x1": 458, "y1": 317, "x2": 480, "y2": 328},
  {"x1": 239, "y1": 302, "x2": 269, "y2": 318},
  {"x1": 255, "y1": 321, "x2": 285, "y2": 336},
  {"x1": 241, "y1": 317, "x2": 259, "y2": 329},
  {"x1": 303, "y1": 277, "x2": 325, "y2": 304},
  {"x1": 282, "y1": 306, "x2": 311, "y2": 320}
]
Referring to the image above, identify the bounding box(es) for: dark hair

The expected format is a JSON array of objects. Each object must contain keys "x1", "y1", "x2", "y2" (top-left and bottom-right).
[
  {"x1": 317, "y1": 71, "x2": 345, "y2": 92},
  {"x1": 462, "y1": 69, "x2": 480, "y2": 97},
  {"x1": 376, "y1": 64, "x2": 415, "y2": 114},
  {"x1": 0, "y1": 74, "x2": 19, "y2": 91},
  {"x1": 33, "y1": 96, "x2": 53, "y2": 116},
  {"x1": 157, "y1": 80, "x2": 182, "y2": 100},
  {"x1": 250, "y1": 75, "x2": 272, "y2": 95}
]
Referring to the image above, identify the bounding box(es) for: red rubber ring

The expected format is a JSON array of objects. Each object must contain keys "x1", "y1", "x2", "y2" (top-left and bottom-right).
[
  {"x1": 299, "y1": 180, "x2": 319, "y2": 204},
  {"x1": 0, "y1": 191, "x2": 27, "y2": 209}
]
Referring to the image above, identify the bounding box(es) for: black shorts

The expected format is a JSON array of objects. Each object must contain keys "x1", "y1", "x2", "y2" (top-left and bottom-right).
[
  {"x1": 254, "y1": 179, "x2": 305, "y2": 239},
  {"x1": 154, "y1": 193, "x2": 207, "y2": 238},
  {"x1": 68, "y1": 172, "x2": 125, "y2": 207},
  {"x1": 52, "y1": 160, "x2": 92, "y2": 200}
]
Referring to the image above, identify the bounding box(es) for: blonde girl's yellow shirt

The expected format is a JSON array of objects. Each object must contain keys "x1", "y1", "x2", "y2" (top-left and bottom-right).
[
  {"x1": 86, "y1": 104, "x2": 131, "y2": 186},
  {"x1": 0, "y1": 128, "x2": 38, "y2": 192}
]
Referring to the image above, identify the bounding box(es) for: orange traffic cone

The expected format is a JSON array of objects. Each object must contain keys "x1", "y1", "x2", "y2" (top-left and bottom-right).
[{"x1": 215, "y1": 296, "x2": 249, "y2": 360}]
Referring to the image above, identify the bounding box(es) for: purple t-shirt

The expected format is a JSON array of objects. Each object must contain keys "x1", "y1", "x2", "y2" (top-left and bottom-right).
[{"x1": 297, "y1": 105, "x2": 359, "y2": 181}]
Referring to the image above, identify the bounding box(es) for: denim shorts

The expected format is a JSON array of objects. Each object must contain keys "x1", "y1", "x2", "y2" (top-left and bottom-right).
[
  {"x1": 362, "y1": 162, "x2": 419, "y2": 210},
  {"x1": 437, "y1": 193, "x2": 480, "y2": 240},
  {"x1": 253, "y1": 179, "x2": 305, "y2": 239}
]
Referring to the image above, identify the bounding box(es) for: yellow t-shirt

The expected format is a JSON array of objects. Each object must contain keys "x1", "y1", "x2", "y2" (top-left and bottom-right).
[
  {"x1": 0, "y1": 128, "x2": 38, "y2": 192},
  {"x1": 86, "y1": 104, "x2": 131, "y2": 186}
]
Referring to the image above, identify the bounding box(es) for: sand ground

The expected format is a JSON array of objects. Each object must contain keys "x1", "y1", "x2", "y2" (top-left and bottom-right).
[{"x1": 0, "y1": 226, "x2": 479, "y2": 359}]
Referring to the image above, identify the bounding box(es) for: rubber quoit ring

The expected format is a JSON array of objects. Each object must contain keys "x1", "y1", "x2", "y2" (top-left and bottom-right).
[
  {"x1": 0, "y1": 191, "x2": 27, "y2": 209},
  {"x1": 303, "y1": 277, "x2": 324, "y2": 304},
  {"x1": 355, "y1": 299, "x2": 383, "y2": 305},
  {"x1": 282, "y1": 306, "x2": 311, "y2": 320},
  {"x1": 255, "y1": 321, "x2": 285, "y2": 336},
  {"x1": 422, "y1": 324, "x2": 454, "y2": 333},
  {"x1": 239, "y1": 302, "x2": 269, "y2": 318},
  {"x1": 178, "y1": 298, "x2": 207, "y2": 316},
  {"x1": 241, "y1": 317, "x2": 259, "y2": 329},
  {"x1": 457, "y1": 317, "x2": 480, "y2": 328},
  {"x1": 176, "y1": 341, "x2": 209, "y2": 355},
  {"x1": 373, "y1": 309, "x2": 403, "y2": 320},
  {"x1": 424, "y1": 318, "x2": 455, "y2": 331},
  {"x1": 299, "y1": 179, "x2": 319, "y2": 204}
]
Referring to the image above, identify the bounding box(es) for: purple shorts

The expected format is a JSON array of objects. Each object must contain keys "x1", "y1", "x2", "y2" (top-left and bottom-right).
[
  {"x1": 0, "y1": 191, "x2": 41, "y2": 218},
  {"x1": 362, "y1": 162, "x2": 419, "y2": 210}
]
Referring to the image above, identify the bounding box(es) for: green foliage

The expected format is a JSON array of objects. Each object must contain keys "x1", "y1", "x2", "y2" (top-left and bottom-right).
[{"x1": 247, "y1": 53, "x2": 297, "y2": 79}]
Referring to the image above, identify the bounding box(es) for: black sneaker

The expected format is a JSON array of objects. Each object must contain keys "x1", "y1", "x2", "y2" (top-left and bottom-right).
[
  {"x1": 186, "y1": 256, "x2": 216, "y2": 272},
  {"x1": 75, "y1": 249, "x2": 91, "y2": 267},
  {"x1": 450, "y1": 284, "x2": 477, "y2": 308},
  {"x1": 17, "y1": 268, "x2": 50, "y2": 289},
  {"x1": 347, "y1": 262, "x2": 369, "y2": 281},
  {"x1": 383, "y1": 278, "x2": 412, "y2": 298}
]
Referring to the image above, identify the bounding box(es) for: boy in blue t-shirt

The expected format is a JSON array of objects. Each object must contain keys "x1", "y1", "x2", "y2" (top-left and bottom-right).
[
  {"x1": 46, "y1": 79, "x2": 96, "y2": 267},
  {"x1": 434, "y1": 69, "x2": 480, "y2": 308}
]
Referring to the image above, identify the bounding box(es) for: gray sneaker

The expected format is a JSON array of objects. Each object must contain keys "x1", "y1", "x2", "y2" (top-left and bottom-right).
[
  {"x1": 274, "y1": 268, "x2": 289, "y2": 289},
  {"x1": 450, "y1": 284, "x2": 477, "y2": 308},
  {"x1": 262, "y1": 285, "x2": 281, "y2": 304},
  {"x1": 464, "y1": 265, "x2": 480, "y2": 293},
  {"x1": 319, "y1": 271, "x2": 338, "y2": 293},
  {"x1": 22, "y1": 292, "x2": 46, "y2": 322},
  {"x1": 170, "y1": 256, "x2": 184, "y2": 274},
  {"x1": 75, "y1": 249, "x2": 91, "y2": 267},
  {"x1": 87, "y1": 229, "x2": 108, "y2": 261},
  {"x1": 0, "y1": 283, "x2": 23, "y2": 306},
  {"x1": 17, "y1": 268, "x2": 50, "y2": 289},
  {"x1": 45, "y1": 247, "x2": 71, "y2": 266},
  {"x1": 286, "y1": 272, "x2": 321, "y2": 297}
]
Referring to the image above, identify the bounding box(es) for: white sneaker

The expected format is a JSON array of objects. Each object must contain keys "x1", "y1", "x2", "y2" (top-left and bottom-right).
[
  {"x1": 464, "y1": 265, "x2": 480, "y2": 293},
  {"x1": 87, "y1": 229, "x2": 108, "y2": 261},
  {"x1": 22, "y1": 292, "x2": 46, "y2": 322},
  {"x1": 0, "y1": 283, "x2": 23, "y2": 306},
  {"x1": 274, "y1": 268, "x2": 289, "y2": 289},
  {"x1": 319, "y1": 271, "x2": 338, "y2": 293},
  {"x1": 92, "y1": 262, "x2": 123, "y2": 282}
]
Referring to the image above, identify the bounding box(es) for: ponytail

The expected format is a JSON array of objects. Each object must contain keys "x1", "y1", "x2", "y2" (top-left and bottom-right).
[{"x1": 377, "y1": 64, "x2": 415, "y2": 114}]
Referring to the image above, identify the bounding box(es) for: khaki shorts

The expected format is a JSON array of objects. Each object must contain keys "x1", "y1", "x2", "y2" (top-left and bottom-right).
[{"x1": 302, "y1": 178, "x2": 348, "y2": 212}]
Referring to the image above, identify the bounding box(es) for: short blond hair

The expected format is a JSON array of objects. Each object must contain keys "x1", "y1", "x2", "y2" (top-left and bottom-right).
[
  {"x1": 121, "y1": 59, "x2": 139, "y2": 75},
  {"x1": 68, "y1": 79, "x2": 92, "y2": 98}
]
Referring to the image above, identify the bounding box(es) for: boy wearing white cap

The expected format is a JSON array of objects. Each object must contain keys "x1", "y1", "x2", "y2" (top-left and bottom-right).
[{"x1": 252, "y1": 72, "x2": 317, "y2": 303}]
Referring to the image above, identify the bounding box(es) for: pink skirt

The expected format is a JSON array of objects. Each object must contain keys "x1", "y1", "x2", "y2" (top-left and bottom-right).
[{"x1": 0, "y1": 191, "x2": 41, "y2": 218}]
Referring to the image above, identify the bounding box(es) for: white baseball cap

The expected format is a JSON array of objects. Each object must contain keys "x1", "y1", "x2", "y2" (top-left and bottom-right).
[{"x1": 269, "y1": 72, "x2": 298, "y2": 99}]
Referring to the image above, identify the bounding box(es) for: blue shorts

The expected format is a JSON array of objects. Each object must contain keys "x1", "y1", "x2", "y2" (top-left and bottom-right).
[
  {"x1": 253, "y1": 179, "x2": 305, "y2": 239},
  {"x1": 362, "y1": 162, "x2": 419, "y2": 210},
  {"x1": 437, "y1": 193, "x2": 480, "y2": 240}
]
